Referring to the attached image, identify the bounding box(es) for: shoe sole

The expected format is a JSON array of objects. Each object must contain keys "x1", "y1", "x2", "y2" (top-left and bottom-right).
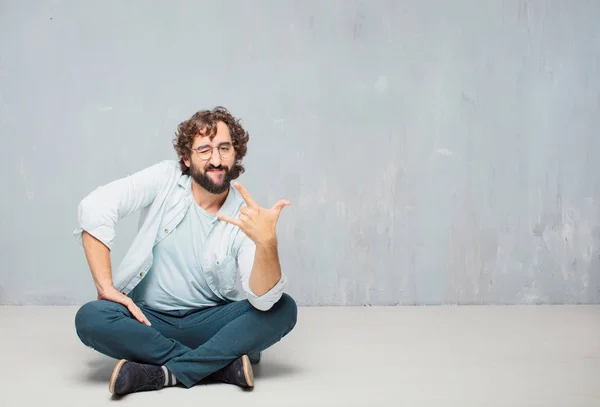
[
  {"x1": 242, "y1": 355, "x2": 254, "y2": 388},
  {"x1": 109, "y1": 359, "x2": 128, "y2": 394}
]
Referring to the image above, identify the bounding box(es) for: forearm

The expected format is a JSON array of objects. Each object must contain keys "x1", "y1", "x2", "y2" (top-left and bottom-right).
[
  {"x1": 248, "y1": 239, "x2": 282, "y2": 296},
  {"x1": 82, "y1": 231, "x2": 114, "y2": 295}
]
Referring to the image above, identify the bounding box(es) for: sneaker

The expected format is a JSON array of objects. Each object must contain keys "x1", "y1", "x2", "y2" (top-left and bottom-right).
[
  {"x1": 109, "y1": 359, "x2": 168, "y2": 395},
  {"x1": 208, "y1": 355, "x2": 254, "y2": 388}
]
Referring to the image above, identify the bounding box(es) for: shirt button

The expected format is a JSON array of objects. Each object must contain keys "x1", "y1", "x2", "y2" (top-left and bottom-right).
[
  {"x1": 164, "y1": 228, "x2": 169, "y2": 233},
  {"x1": 139, "y1": 272, "x2": 144, "y2": 277}
]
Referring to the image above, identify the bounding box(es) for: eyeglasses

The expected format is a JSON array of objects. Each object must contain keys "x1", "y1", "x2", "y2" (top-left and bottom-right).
[{"x1": 192, "y1": 143, "x2": 234, "y2": 160}]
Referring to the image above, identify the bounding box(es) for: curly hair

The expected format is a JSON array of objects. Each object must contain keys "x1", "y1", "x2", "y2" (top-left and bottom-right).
[{"x1": 173, "y1": 106, "x2": 249, "y2": 179}]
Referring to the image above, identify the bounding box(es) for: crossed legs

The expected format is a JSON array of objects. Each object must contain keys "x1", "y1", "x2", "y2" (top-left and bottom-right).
[{"x1": 75, "y1": 294, "x2": 297, "y2": 389}]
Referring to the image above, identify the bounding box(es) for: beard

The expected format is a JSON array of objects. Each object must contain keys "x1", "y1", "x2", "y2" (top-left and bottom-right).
[{"x1": 189, "y1": 162, "x2": 233, "y2": 194}]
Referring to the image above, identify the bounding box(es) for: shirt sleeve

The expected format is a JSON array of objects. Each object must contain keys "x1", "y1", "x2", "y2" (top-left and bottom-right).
[
  {"x1": 73, "y1": 160, "x2": 173, "y2": 250},
  {"x1": 237, "y1": 236, "x2": 288, "y2": 311}
]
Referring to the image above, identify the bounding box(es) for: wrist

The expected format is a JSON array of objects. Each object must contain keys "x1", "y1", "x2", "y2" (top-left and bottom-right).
[
  {"x1": 96, "y1": 283, "x2": 115, "y2": 296},
  {"x1": 255, "y1": 236, "x2": 278, "y2": 249}
]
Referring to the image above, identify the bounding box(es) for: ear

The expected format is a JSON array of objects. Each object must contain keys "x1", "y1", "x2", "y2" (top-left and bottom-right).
[{"x1": 183, "y1": 154, "x2": 191, "y2": 168}]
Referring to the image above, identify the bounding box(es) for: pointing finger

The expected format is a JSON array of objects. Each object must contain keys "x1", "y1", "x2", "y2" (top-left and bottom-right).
[{"x1": 234, "y1": 182, "x2": 259, "y2": 209}]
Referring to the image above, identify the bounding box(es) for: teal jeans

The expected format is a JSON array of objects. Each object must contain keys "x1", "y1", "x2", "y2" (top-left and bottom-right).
[{"x1": 74, "y1": 294, "x2": 297, "y2": 388}]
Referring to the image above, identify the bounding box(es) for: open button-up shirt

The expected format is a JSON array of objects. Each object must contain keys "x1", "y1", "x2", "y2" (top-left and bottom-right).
[{"x1": 73, "y1": 160, "x2": 287, "y2": 311}]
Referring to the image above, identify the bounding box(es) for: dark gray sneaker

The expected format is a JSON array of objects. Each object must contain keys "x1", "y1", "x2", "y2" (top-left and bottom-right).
[
  {"x1": 208, "y1": 355, "x2": 254, "y2": 388},
  {"x1": 109, "y1": 359, "x2": 168, "y2": 396}
]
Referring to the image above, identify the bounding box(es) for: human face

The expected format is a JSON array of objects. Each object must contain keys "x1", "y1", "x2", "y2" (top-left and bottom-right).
[{"x1": 184, "y1": 121, "x2": 236, "y2": 194}]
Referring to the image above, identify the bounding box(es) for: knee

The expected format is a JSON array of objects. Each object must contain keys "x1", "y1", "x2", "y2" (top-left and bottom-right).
[
  {"x1": 75, "y1": 301, "x2": 100, "y2": 341},
  {"x1": 74, "y1": 300, "x2": 119, "y2": 343},
  {"x1": 273, "y1": 293, "x2": 298, "y2": 330}
]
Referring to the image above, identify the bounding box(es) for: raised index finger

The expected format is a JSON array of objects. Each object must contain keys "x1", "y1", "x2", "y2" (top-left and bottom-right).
[{"x1": 234, "y1": 182, "x2": 259, "y2": 208}]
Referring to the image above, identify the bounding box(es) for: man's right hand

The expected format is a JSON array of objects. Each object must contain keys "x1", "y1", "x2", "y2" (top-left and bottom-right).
[
  {"x1": 98, "y1": 287, "x2": 152, "y2": 326},
  {"x1": 80, "y1": 232, "x2": 151, "y2": 326}
]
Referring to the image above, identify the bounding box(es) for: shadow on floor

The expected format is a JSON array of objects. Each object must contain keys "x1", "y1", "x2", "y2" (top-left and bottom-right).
[
  {"x1": 85, "y1": 357, "x2": 118, "y2": 383},
  {"x1": 252, "y1": 360, "x2": 301, "y2": 379},
  {"x1": 82, "y1": 355, "x2": 301, "y2": 384}
]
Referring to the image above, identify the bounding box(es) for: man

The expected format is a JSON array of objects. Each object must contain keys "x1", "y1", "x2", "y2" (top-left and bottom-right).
[{"x1": 73, "y1": 106, "x2": 297, "y2": 396}]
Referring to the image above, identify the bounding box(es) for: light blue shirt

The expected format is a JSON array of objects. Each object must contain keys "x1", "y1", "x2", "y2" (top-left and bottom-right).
[
  {"x1": 73, "y1": 160, "x2": 287, "y2": 311},
  {"x1": 130, "y1": 189, "x2": 223, "y2": 311}
]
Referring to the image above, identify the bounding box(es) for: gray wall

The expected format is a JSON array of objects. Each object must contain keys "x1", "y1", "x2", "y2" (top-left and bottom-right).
[{"x1": 1, "y1": 0, "x2": 599, "y2": 305}]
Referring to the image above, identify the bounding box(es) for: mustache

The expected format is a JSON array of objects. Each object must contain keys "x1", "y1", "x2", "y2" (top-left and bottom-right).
[{"x1": 205, "y1": 164, "x2": 228, "y2": 171}]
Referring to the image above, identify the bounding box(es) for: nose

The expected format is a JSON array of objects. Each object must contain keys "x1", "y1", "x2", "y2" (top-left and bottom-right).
[{"x1": 209, "y1": 147, "x2": 222, "y2": 166}]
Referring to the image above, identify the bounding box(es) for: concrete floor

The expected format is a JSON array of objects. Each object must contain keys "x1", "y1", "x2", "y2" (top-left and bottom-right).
[{"x1": 1, "y1": 305, "x2": 599, "y2": 407}]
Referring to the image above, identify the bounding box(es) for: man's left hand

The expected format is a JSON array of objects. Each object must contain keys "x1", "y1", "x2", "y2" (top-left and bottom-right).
[{"x1": 217, "y1": 182, "x2": 290, "y2": 246}]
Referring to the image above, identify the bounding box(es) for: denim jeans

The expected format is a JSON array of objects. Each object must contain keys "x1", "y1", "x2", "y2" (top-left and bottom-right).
[{"x1": 74, "y1": 293, "x2": 297, "y2": 388}]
